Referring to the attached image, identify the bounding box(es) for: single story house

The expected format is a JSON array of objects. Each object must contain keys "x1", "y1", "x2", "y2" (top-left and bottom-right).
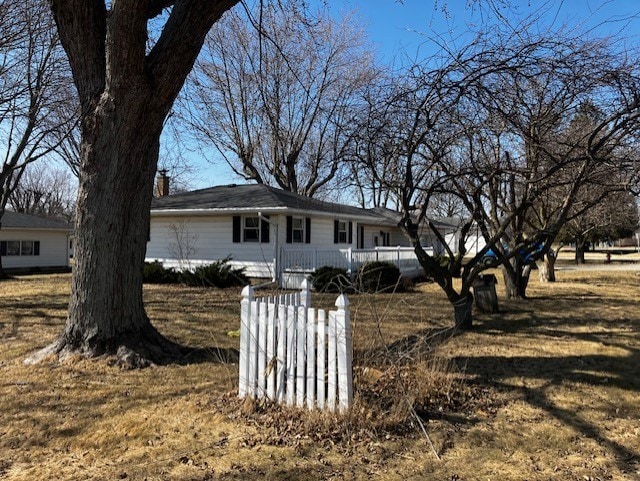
[
  {"x1": 147, "y1": 183, "x2": 429, "y2": 287},
  {"x1": 0, "y1": 210, "x2": 71, "y2": 272}
]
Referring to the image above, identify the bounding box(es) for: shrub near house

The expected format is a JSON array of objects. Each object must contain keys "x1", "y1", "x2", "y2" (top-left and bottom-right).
[{"x1": 143, "y1": 258, "x2": 248, "y2": 288}]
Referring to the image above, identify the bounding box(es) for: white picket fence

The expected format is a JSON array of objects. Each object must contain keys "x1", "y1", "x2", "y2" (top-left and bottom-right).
[{"x1": 238, "y1": 280, "x2": 353, "y2": 411}]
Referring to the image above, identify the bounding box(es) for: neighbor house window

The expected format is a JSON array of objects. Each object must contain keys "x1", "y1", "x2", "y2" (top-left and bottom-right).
[
  {"x1": 21, "y1": 241, "x2": 34, "y2": 256},
  {"x1": 0, "y1": 240, "x2": 39, "y2": 256},
  {"x1": 6, "y1": 240, "x2": 20, "y2": 256}
]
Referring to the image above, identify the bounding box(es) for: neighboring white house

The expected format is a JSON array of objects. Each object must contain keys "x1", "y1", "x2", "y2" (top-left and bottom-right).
[
  {"x1": 441, "y1": 217, "x2": 488, "y2": 257},
  {"x1": 147, "y1": 183, "x2": 428, "y2": 286},
  {"x1": 0, "y1": 211, "x2": 71, "y2": 272}
]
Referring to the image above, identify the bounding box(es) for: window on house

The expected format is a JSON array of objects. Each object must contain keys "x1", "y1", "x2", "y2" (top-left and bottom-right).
[
  {"x1": 292, "y1": 216, "x2": 304, "y2": 243},
  {"x1": 233, "y1": 215, "x2": 269, "y2": 243},
  {"x1": 21, "y1": 241, "x2": 34, "y2": 256},
  {"x1": 243, "y1": 216, "x2": 260, "y2": 242},
  {"x1": 6, "y1": 241, "x2": 20, "y2": 256},
  {"x1": 1, "y1": 240, "x2": 39, "y2": 256},
  {"x1": 337, "y1": 221, "x2": 347, "y2": 243}
]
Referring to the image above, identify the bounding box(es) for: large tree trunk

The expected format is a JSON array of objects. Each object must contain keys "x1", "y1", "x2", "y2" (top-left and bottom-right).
[
  {"x1": 538, "y1": 251, "x2": 557, "y2": 282},
  {"x1": 28, "y1": 93, "x2": 183, "y2": 367},
  {"x1": 24, "y1": 0, "x2": 241, "y2": 367},
  {"x1": 575, "y1": 244, "x2": 586, "y2": 264}
]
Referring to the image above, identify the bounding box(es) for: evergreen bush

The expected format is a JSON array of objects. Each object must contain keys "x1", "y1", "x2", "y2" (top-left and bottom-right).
[
  {"x1": 181, "y1": 257, "x2": 248, "y2": 288},
  {"x1": 356, "y1": 261, "x2": 403, "y2": 293},
  {"x1": 143, "y1": 261, "x2": 180, "y2": 284},
  {"x1": 309, "y1": 266, "x2": 352, "y2": 293}
]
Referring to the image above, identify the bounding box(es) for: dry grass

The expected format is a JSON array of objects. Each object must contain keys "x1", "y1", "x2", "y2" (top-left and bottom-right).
[{"x1": 0, "y1": 268, "x2": 639, "y2": 480}]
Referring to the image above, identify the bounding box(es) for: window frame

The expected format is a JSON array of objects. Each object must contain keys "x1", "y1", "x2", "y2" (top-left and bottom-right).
[
  {"x1": 337, "y1": 220, "x2": 348, "y2": 244},
  {"x1": 291, "y1": 216, "x2": 305, "y2": 243},
  {"x1": 242, "y1": 216, "x2": 261, "y2": 243},
  {"x1": 6, "y1": 240, "x2": 21, "y2": 256}
]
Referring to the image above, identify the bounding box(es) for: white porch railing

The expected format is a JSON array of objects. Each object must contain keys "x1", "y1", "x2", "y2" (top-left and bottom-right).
[
  {"x1": 280, "y1": 246, "x2": 428, "y2": 276},
  {"x1": 239, "y1": 280, "x2": 353, "y2": 411}
]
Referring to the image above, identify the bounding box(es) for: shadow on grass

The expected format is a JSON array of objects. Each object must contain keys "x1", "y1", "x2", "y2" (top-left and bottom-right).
[
  {"x1": 452, "y1": 295, "x2": 640, "y2": 472},
  {"x1": 354, "y1": 326, "x2": 457, "y2": 366}
]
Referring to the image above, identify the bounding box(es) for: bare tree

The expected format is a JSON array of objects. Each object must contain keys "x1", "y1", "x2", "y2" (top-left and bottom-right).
[
  {"x1": 0, "y1": 0, "x2": 76, "y2": 277},
  {"x1": 555, "y1": 189, "x2": 638, "y2": 264},
  {"x1": 354, "y1": 21, "x2": 640, "y2": 325},
  {"x1": 8, "y1": 163, "x2": 76, "y2": 220},
  {"x1": 27, "y1": 0, "x2": 240, "y2": 367},
  {"x1": 184, "y1": 1, "x2": 377, "y2": 197}
]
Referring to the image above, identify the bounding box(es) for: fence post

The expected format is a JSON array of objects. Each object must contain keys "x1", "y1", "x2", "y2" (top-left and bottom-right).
[
  {"x1": 335, "y1": 294, "x2": 353, "y2": 412},
  {"x1": 239, "y1": 285, "x2": 254, "y2": 398},
  {"x1": 300, "y1": 278, "x2": 311, "y2": 309}
]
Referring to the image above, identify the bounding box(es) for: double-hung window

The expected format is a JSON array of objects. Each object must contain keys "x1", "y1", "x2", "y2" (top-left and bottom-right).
[
  {"x1": 243, "y1": 216, "x2": 260, "y2": 242},
  {"x1": 336, "y1": 221, "x2": 348, "y2": 243},
  {"x1": 6, "y1": 241, "x2": 21, "y2": 256},
  {"x1": 333, "y1": 219, "x2": 352, "y2": 244},
  {"x1": 291, "y1": 217, "x2": 304, "y2": 243},
  {"x1": 233, "y1": 215, "x2": 269, "y2": 243},
  {"x1": 285, "y1": 216, "x2": 310, "y2": 244}
]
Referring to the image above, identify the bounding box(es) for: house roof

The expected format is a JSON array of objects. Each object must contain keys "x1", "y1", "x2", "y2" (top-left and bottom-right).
[
  {"x1": 1, "y1": 210, "x2": 71, "y2": 231},
  {"x1": 151, "y1": 184, "x2": 394, "y2": 223}
]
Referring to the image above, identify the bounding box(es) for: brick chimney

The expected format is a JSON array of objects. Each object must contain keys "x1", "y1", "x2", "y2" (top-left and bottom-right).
[{"x1": 156, "y1": 169, "x2": 170, "y2": 197}]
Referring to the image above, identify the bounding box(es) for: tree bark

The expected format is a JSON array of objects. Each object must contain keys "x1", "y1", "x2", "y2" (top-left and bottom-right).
[
  {"x1": 502, "y1": 261, "x2": 531, "y2": 299},
  {"x1": 27, "y1": 91, "x2": 182, "y2": 366},
  {"x1": 26, "y1": 0, "x2": 240, "y2": 367},
  {"x1": 538, "y1": 251, "x2": 557, "y2": 282},
  {"x1": 575, "y1": 243, "x2": 586, "y2": 264},
  {"x1": 453, "y1": 295, "x2": 473, "y2": 330}
]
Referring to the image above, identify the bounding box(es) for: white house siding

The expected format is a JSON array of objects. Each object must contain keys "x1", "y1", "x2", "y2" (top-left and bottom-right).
[
  {"x1": 147, "y1": 213, "x2": 374, "y2": 280},
  {"x1": 360, "y1": 224, "x2": 408, "y2": 249},
  {"x1": 146, "y1": 215, "x2": 278, "y2": 278},
  {"x1": 1, "y1": 229, "x2": 69, "y2": 269},
  {"x1": 445, "y1": 230, "x2": 486, "y2": 256}
]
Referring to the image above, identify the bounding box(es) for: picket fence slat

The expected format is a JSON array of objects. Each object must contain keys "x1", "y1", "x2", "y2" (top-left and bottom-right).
[
  {"x1": 327, "y1": 311, "x2": 337, "y2": 411},
  {"x1": 286, "y1": 304, "x2": 296, "y2": 406},
  {"x1": 306, "y1": 308, "x2": 316, "y2": 410},
  {"x1": 316, "y1": 310, "x2": 326, "y2": 410},
  {"x1": 238, "y1": 282, "x2": 352, "y2": 412}
]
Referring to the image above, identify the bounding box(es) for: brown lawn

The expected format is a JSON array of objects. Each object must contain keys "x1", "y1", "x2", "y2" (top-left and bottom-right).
[{"x1": 0, "y1": 268, "x2": 638, "y2": 480}]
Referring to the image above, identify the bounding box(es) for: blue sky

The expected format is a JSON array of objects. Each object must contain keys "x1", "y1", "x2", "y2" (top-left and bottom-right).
[
  {"x1": 179, "y1": 0, "x2": 640, "y2": 189},
  {"x1": 325, "y1": 0, "x2": 640, "y2": 65}
]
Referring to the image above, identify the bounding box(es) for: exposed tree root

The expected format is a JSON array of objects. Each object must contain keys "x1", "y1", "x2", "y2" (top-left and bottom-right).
[{"x1": 24, "y1": 326, "x2": 239, "y2": 369}]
